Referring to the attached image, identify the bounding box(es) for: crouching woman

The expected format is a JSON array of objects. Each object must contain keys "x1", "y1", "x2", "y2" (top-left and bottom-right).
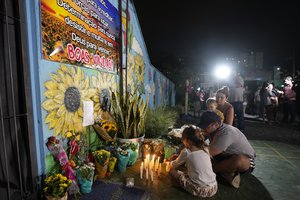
[{"x1": 169, "y1": 125, "x2": 217, "y2": 197}]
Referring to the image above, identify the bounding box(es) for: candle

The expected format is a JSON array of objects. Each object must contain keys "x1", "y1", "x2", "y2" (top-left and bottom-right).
[
  {"x1": 151, "y1": 155, "x2": 155, "y2": 169},
  {"x1": 140, "y1": 162, "x2": 143, "y2": 179},
  {"x1": 155, "y1": 157, "x2": 160, "y2": 171},
  {"x1": 158, "y1": 163, "x2": 162, "y2": 176},
  {"x1": 166, "y1": 161, "x2": 170, "y2": 173},
  {"x1": 150, "y1": 169, "x2": 154, "y2": 181},
  {"x1": 146, "y1": 166, "x2": 149, "y2": 179}
]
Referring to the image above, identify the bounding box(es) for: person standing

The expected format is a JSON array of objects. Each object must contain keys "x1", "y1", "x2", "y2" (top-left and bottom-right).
[
  {"x1": 228, "y1": 73, "x2": 245, "y2": 132},
  {"x1": 254, "y1": 86, "x2": 262, "y2": 116},
  {"x1": 282, "y1": 76, "x2": 297, "y2": 124}
]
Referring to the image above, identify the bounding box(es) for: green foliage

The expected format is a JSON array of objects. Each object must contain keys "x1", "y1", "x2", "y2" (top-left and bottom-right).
[
  {"x1": 145, "y1": 106, "x2": 179, "y2": 138},
  {"x1": 110, "y1": 90, "x2": 148, "y2": 139}
]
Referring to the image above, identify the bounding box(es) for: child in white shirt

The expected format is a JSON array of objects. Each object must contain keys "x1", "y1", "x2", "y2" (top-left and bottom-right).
[{"x1": 169, "y1": 125, "x2": 217, "y2": 197}]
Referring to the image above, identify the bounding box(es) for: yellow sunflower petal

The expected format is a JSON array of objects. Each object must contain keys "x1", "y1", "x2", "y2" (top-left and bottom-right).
[
  {"x1": 44, "y1": 90, "x2": 61, "y2": 98},
  {"x1": 50, "y1": 73, "x2": 62, "y2": 83},
  {"x1": 56, "y1": 105, "x2": 66, "y2": 117},
  {"x1": 45, "y1": 111, "x2": 56, "y2": 124},
  {"x1": 93, "y1": 94, "x2": 100, "y2": 102},
  {"x1": 58, "y1": 82, "x2": 67, "y2": 91},
  {"x1": 73, "y1": 113, "x2": 82, "y2": 132},
  {"x1": 49, "y1": 117, "x2": 57, "y2": 129},
  {"x1": 70, "y1": 67, "x2": 76, "y2": 77},
  {"x1": 87, "y1": 88, "x2": 97, "y2": 98},
  {"x1": 65, "y1": 73, "x2": 74, "y2": 87},
  {"x1": 77, "y1": 107, "x2": 83, "y2": 117},
  {"x1": 57, "y1": 69, "x2": 65, "y2": 80},
  {"x1": 44, "y1": 81, "x2": 58, "y2": 90},
  {"x1": 54, "y1": 93, "x2": 64, "y2": 102},
  {"x1": 61, "y1": 65, "x2": 70, "y2": 74},
  {"x1": 83, "y1": 78, "x2": 89, "y2": 90},
  {"x1": 92, "y1": 76, "x2": 99, "y2": 88},
  {"x1": 54, "y1": 115, "x2": 65, "y2": 136},
  {"x1": 94, "y1": 103, "x2": 100, "y2": 111},
  {"x1": 42, "y1": 99, "x2": 61, "y2": 111},
  {"x1": 68, "y1": 113, "x2": 74, "y2": 131}
]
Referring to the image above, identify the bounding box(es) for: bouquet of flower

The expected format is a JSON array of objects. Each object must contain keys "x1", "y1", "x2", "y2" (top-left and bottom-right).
[
  {"x1": 76, "y1": 162, "x2": 95, "y2": 180},
  {"x1": 92, "y1": 149, "x2": 111, "y2": 166},
  {"x1": 43, "y1": 173, "x2": 71, "y2": 198},
  {"x1": 46, "y1": 136, "x2": 79, "y2": 194},
  {"x1": 93, "y1": 118, "x2": 118, "y2": 141}
]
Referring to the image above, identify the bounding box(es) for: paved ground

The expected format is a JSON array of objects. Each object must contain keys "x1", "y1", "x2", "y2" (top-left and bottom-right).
[{"x1": 96, "y1": 119, "x2": 300, "y2": 200}]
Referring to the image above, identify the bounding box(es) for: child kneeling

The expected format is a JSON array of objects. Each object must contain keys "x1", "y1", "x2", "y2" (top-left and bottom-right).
[{"x1": 169, "y1": 125, "x2": 217, "y2": 197}]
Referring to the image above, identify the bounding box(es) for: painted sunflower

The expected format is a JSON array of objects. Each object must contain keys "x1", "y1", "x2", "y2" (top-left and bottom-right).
[
  {"x1": 91, "y1": 72, "x2": 117, "y2": 119},
  {"x1": 42, "y1": 65, "x2": 96, "y2": 137},
  {"x1": 134, "y1": 54, "x2": 145, "y2": 84},
  {"x1": 126, "y1": 53, "x2": 136, "y2": 94}
]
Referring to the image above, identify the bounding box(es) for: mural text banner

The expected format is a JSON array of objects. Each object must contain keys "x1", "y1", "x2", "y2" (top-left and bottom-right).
[{"x1": 41, "y1": 0, "x2": 120, "y2": 73}]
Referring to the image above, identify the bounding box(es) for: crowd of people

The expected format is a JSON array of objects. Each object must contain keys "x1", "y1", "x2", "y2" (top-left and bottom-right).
[
  {"x1": 171, "y1": 74, "x2": 300, "y2": 197},
  {"x1": 191, "y1": 74, "x2": 300, "y2": 128}
]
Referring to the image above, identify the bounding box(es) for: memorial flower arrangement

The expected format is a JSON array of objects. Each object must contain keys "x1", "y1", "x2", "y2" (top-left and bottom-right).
[
  {"x1": 76, "y1": 162, "x2": 95, "y2": 180},
  {"x1": 92, "y1": 149, "x2": 111, "y2": 166},
  {"x1": 97, "y1": 119, "x2": 118, "y2": 138},
  {"x1": 43, "y1": 173, "x2": 71, "y2": 198},
  {"x1": 93, "y1": 117, "x2": 118, "y2": 141}
]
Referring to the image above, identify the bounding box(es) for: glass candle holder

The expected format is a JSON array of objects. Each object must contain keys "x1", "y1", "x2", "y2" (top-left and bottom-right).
[{"x1": 126, "y1": 177, "x2": 134, "y2": 188}]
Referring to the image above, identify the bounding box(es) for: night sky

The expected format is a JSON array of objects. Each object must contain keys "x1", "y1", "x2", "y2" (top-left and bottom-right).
[{"x1": 133, "y1": 0, "x2": 300, "y2": 71}]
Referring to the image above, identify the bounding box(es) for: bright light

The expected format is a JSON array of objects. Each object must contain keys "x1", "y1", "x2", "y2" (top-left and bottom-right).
[
  {"x1": 214, "y1": 65, "x2": 231, "y2": 80},
  {"x1": 277, "y1": 67, "x2": 280, "y2": 71}
]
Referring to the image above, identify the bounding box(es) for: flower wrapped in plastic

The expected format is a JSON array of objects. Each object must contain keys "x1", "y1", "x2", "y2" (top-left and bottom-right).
[
  {"x1": 76, "y1": 162, "x2": 95, "y2": 194},
  {"x1": 92, "y1": 149, "x2": 111, "y2": 179},
  {"x1": 43, "y1": 173, "x2": 71, "y2": 199},
  {"x1": 108, "y1": 157, "x2": 117, "y2": 173},
  {"x1": 120, "y1": 142, "x2": 138, "y2": 166},
  {"x1": 116, "y1": 148, "x2": 130, "y2": 173},
  {"x1": 46, "y1": 136, "x2": 79, "y2": 194},
  {"x1": 93, "y1": 115, "x2": 118, "y2": 142}
]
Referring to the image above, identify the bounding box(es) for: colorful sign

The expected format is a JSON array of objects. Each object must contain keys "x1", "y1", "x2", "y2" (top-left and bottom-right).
[{"x1": 41, "y1": 0, "x2": 120, "y2": 73}]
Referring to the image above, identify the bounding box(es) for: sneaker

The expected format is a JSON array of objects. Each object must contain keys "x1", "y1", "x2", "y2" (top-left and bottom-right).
[
  {"x1": 231, "y1": 173, "x2": 240, "y2": 188},
  {"x1": 221, "y1": 172, "x2": 240, "y2": 188}
]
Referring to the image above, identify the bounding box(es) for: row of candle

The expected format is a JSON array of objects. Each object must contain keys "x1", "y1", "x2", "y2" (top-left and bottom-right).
[{"x1": 140, "y1": 155, "x2": 171, "y2": 181}]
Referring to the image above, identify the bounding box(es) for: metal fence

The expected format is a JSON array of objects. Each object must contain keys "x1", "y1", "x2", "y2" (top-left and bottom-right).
[{"x1": 0, "y1": 0, "x2": 38, "y2": 199}]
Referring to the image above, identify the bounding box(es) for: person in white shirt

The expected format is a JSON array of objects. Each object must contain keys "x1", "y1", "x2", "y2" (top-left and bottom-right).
[{"x1": 169, "y1": 125, "x2": 217, "y2": 198}]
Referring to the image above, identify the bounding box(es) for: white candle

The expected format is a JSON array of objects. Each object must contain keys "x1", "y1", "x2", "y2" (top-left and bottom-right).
[
  {"x1": 158, "y1": 163, "x2": 162, "y2": 176},
  {"x1": 166, "y1": 161, "x2": 170, "y2": 173},
  {"x1": 150, "y1": 169, "x2": 154, "y2": 181},
  {"x1": 140, "y1": 162, "x2": 143, "y2": 179},
  {"x1": 155, "y1": 157, "x2": 160, "y2": 171}
]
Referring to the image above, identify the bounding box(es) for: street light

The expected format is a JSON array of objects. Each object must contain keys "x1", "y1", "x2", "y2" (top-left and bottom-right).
[
  {"x1": 214, "y1": 64, "x2": 231, "y2": 80},
  {"x1": 214, "y1": 64, "x2": 231, "y2": 88}
]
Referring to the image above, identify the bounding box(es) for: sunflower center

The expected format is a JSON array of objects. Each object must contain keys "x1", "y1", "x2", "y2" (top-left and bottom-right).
[{"x1": 64, "y1": 87, "x2": 81, "y2": 112}]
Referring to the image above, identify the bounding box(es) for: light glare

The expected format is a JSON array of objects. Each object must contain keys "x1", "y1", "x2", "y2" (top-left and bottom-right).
[{"x1": 214, "y1": 65, "x2": 231, "y2": 79}]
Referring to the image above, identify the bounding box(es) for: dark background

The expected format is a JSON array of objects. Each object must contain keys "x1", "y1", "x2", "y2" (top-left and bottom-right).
[{"x1": 133, "y1": 0, "x2": 300, "y2": 73}]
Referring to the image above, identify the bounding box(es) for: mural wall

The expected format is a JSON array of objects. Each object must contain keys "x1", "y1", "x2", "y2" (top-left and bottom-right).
[{"x1": 35, "y1": 0, "x2": 175, "y2": 174}]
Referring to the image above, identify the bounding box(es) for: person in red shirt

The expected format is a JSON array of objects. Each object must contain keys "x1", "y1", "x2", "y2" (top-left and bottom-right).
[{"x1": 282, "y1": 76, "x2": 297, "y2": 123}]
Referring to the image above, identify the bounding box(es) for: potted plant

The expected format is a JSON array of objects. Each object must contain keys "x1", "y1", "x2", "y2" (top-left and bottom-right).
[
  {"x1": 110, "y1": 90, "x2": 148, "y2": 156},
  {"x1": 43, "y1": 173, "x2": 71, "y2": 200},
  {"x1": 110, "y1": 90, "x2": 148, "y2": 139},
  {"x1": 76, "y1": 162, "x2": 95, "y2": 194},
  {"x1": 92, "y1": 149, "x2": 111, "y2": 179},
  {"x1": 144, "y1": 105, "x2": 178, "y2": 138}
]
